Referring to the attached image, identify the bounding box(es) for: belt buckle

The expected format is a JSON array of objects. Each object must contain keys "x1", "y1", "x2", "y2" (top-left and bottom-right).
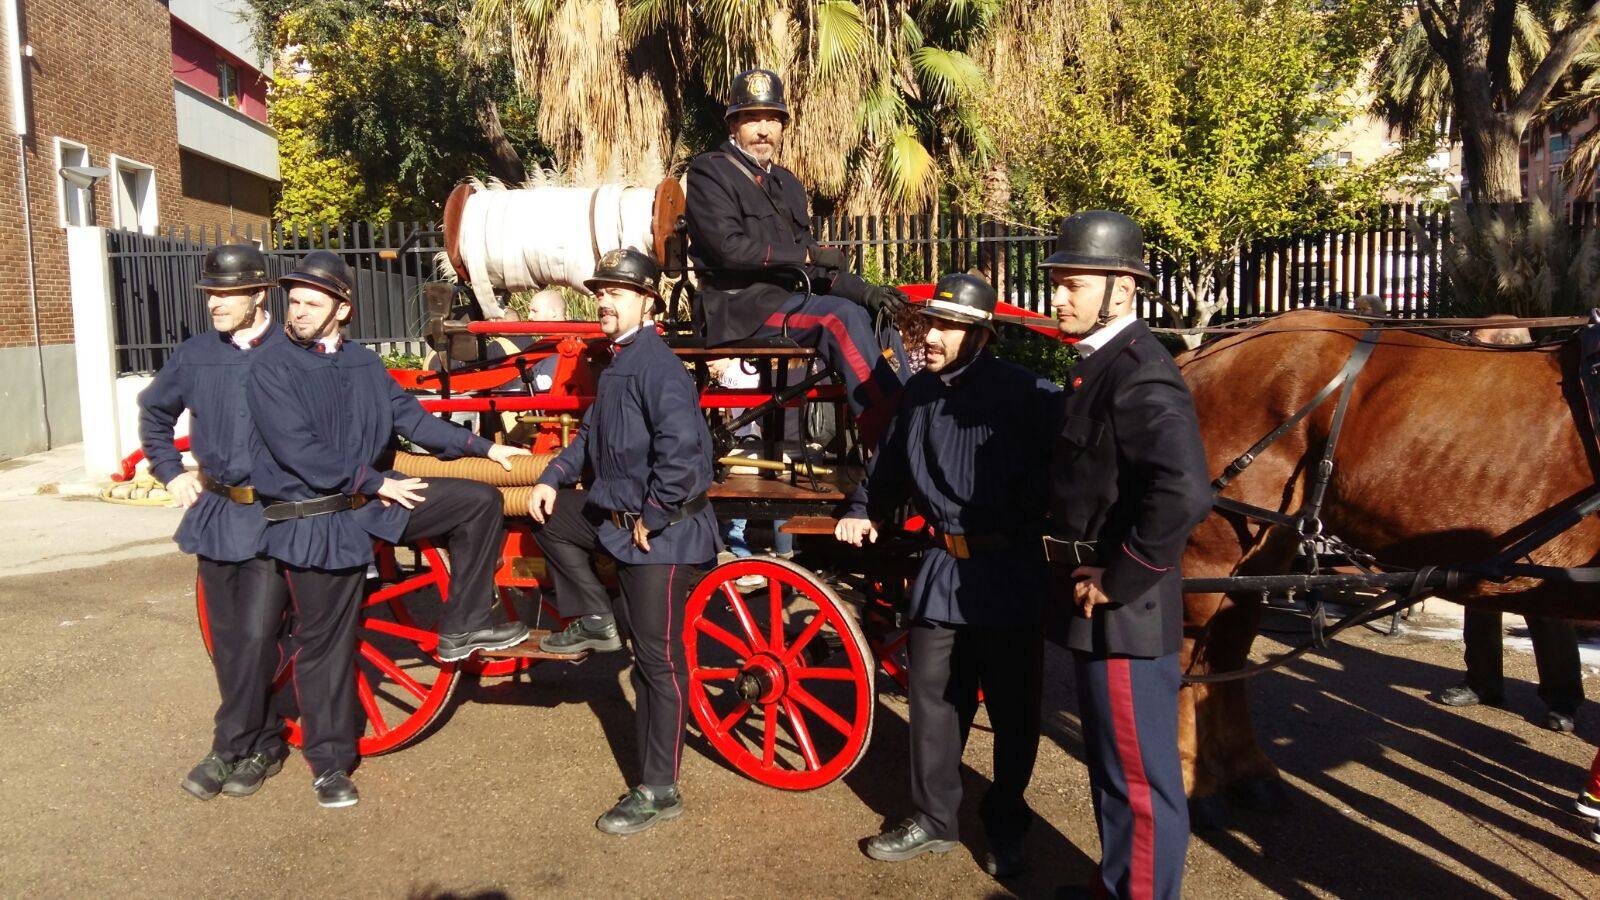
[
  {"x1": 944, "y1": 533, "x2": 970, "y2": 560},
  {"x1": 349, "y1": 494, "x2": 368, "y2": 510},
  {"x1": 229, "y1": 485, "x2": 257, "y2": 504}
]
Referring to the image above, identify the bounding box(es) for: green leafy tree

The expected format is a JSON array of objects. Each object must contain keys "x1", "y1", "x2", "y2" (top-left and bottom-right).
[
  {"x1": 967, "y1": 0, "x2": 1431, "y2": 346},
  {"x1": 247, "y1": 0, "x2": 550, "y2": 224}
]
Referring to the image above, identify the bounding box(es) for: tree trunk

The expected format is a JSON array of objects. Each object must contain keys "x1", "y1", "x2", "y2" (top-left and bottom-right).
[
  {"x1": 474, "y1": 90, "x2": 527, "y2": 186},
  {"x1": 1458, "y1": 113, "x2": 1525, "y2": 203}
]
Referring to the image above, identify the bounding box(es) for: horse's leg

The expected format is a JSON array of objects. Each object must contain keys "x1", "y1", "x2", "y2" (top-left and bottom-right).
[{"x1": 1183, "y1": 527, "x2": 1299, "y2": 824}]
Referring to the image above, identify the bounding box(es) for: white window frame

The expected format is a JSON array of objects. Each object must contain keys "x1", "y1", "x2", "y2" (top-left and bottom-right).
[
  {"x1": 108, "y1": 154, "x2": 159, "y2": 235},
  {"x1": 54, "y1": 137, "x2": 92, "y2": 227}
]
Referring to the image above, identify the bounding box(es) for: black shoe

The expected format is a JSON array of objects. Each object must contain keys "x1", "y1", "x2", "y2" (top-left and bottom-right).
[
  {"x1": 1545, "y1": 709, "x2": 1577, "y2": 733},
  {"x1": 1438, "y1": 685, "x2": 1501, "y2": 708},
  {"x1": 984, "y1": 834, "x2": 1026, "y2": 878},
  {"x1": 864, "y1": 819, "x2": 959, "y2": 862},
  {"x1": 596, "y1": 784, "x2": 683, "y2": 835},
  {"x1": 436, "y1": 621, "x2": 531, "y2": 662},
  {"x1": 181, "y1": 752, "x2": 234, "y2": 800},
  {"x1": 1054, "y1": 885, "x2": 1096, "y2": 900},
  {"x1": 541, "y1": 618, "x2": 623, "y2": 655},
  {"x1": 221, "y1": 748, "x2": 287, "y2": 797},
  {"x1": 313, "y1": 772, "x2": 359, "y2": 809}
]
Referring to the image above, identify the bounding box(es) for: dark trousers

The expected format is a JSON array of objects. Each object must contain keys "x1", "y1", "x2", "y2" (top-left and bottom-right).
[
  {"x1": 1463, "y1": 609, "x2": 1584, "y2": 713},
  {"x1": 196, "y1": 555, "x2": 290, "y2": 763},
  {"x1": 533, "y1": 491, "x2": 698, "y2": 787},
  {"x1": 399, "y1": 477, "x2": 505, "y2": 635},
  {"x1": 1074, "y1": 651, "x2": 1188, "y2": 900},
  {"x1": 283, "y1": 477, "x2": 506, "y2": 778},
  {"x1": 907, "y1": 620, "x2": 1043, "y2": 842},
  {"x1": 756, "y1": 293, "x2": 904, "y2": 444}
]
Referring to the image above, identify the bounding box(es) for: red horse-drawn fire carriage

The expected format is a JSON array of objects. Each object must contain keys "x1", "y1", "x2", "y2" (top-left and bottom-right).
[{"x1": 115, "y1": 181, "x2": 1071, "y2": 792}]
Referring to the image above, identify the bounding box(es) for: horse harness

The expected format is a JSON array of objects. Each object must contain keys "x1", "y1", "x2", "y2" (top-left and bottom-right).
[{"x1": 1188, "y1": 312, "x2": 1600, "y2": 684}]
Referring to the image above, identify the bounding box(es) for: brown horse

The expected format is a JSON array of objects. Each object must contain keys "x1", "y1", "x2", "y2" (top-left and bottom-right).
[{"x1": 1175, "y1": 309, "x2": 1600, "y2": 813}]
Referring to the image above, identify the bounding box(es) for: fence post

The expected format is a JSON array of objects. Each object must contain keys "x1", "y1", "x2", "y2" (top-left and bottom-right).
[{"x1": 67, "y1": 227, "x2": 126, "y2": 478}]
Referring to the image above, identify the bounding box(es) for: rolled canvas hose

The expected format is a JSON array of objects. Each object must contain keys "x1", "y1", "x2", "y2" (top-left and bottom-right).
[{"x1": 392, "y1": 450, "x2": 555, "y2": 487}]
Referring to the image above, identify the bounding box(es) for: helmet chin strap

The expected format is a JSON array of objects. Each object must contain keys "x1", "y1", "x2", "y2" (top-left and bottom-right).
[
  {"x1": 948, "y1": 324, "x2": 989, "y2": 372},
  {"x1": 287, "y1": 305, "x2": 343, "y2": 349}
]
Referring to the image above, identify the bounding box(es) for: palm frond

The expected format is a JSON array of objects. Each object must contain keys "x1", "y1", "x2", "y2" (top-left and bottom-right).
[
  {"x1": 881, "y1": 124, "x2": 938, "y2": 206},
  {"x1": 911, "y1": 46, "x2": 984, "y2": 104},
  {"x1": 814, "y1": 1, "x2": 869, "y2": 79}
]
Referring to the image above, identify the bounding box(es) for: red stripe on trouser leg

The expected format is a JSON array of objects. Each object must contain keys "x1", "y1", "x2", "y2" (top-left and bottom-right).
[
  {"x1": 1107, "y1": 658, "x2": 1157, "y2": 900},
  {"x1": 762, "y1": 311, "x2": 883, "y2": 404},
  {"x1": 284, "y1": 571, "x2": 310, "y2": 772},
  {"x1": 1586, "y1": 745, "x2": 1600, "y2": 798},
  {"x1": 666, "y1": 564, "x2": 684, "y2": 780}
]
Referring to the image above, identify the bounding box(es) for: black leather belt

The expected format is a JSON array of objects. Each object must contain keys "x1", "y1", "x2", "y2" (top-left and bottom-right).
[
  {"x1": 1042, "y1": 536, "x2": 1100, "y2": 567},
  {"x1": 608, "y1": 492, "x2": 711, "y2": 532},
  {"x1": 933, "y1": 530, "x2": 1030, "y2": 560},
  {"x1": 262, "y1": 493, "x2": 369, "y2": 522},
  {"x1": 199, "y1": 471, "x2": 257, "y2": 505}
]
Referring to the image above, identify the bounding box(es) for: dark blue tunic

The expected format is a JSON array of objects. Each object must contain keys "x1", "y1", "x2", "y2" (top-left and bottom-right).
[
  {"x1": 138, "y1": 323, "x2": 286, "y2": 563},
  {"x1": 248, "y1": 335, "x2": 494, "y2": 571},
  {"x1": 845, "y1": 351, "x2": 1061, "y2": 627},
  {"x1": 536, "y1": 325, "x2": 718, "y2": 565}
]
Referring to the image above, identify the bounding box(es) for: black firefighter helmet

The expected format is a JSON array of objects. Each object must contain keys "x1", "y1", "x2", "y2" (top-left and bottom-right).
[
  {"x1": 1040, "y1": 210, "x2": 1156, "y2": 287},
  {"x1": 280, "y1": 250, "x2": 355, "y2": 304},
  {"x1": 918, "y1": 272, "x2": 997, "y2": 333},
  {"x1": 196, "y1": 243, "x2": 273, "y2": 292},
  {"x1": 725, "y1": 68, "x2": 790, "y2": 122},
  {"x1": 585, "y1": 248, "x2": 662, "y2": 305}
]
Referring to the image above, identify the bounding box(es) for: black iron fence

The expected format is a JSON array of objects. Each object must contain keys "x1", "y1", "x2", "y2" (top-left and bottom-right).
[
  {"x1": 812, "y1": 204, "x2": 1452, "y2": 322},
  {"x1": 113, "y1": 202, "x2": 1596, "y2": 375},
  {"x1": 109, "y1": 222, "x2": 439, "y2": 375}
]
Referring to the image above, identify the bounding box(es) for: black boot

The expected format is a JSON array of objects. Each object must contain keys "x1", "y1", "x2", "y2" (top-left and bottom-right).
[
  {"x1": 313, "y1": 772, "x2": 359, "y2": 809},
  {"x1": 541, "y1": 617, "x2": 623, "y2": 654},
  {"x1": 984, "y1": 832, "x2": 1026, "y2": 878},
  {"x1": 221, "y1": 747, "x2": 288, "y2": 797},
  {"x1": 864, "y1": 819, "x2": 959, "y2": 862},
  {"x1": 595, "y1": 784, "x2": 683, "y2": 835},
  {"x1": 181, "y1": 753, "x2": 234, "y2": 800},
  {"x1": 437, "y1": 621, "x2": 531, "y2": 662}
]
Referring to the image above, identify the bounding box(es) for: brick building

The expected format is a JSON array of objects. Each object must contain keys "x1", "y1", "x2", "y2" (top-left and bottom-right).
[{"x1": 0, "y1": 0, "x2": 278, "y2": 459}]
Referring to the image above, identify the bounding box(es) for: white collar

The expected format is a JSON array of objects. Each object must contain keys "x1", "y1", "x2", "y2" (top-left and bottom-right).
[
  {"x1": 732, "y1": 142, "x2": 774, "y2": 173},
  {"x1": 611, "y1": 323, "x2": 644, "y2": 347},
  {"x1": 1076, "y1": 313, "x2": 1137, "y2": 357},
  {"x1": 230, "y1": 312, "x2": 271, "y2": 350},
  {"x1": 317, "y1": 332, "x2": 342, "y2": 353}
]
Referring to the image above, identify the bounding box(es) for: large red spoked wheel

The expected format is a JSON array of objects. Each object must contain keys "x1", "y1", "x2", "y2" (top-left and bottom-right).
[
  {"x1": 195, "y1": 540, "x2": 462, "y2": 755},
  {"x1": 684, "y1": 557, "x2": 874, "y2": 790}
]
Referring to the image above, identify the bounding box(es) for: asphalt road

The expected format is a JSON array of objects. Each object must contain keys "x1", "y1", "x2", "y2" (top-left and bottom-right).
[{"x1": 2, "y1": 499, "x2": 1598, "y2": 898}]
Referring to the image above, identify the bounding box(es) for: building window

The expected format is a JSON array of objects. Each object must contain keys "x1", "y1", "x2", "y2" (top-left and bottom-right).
[
  {"x1": 110, "y1": 155, "x2": 159, "y2": 234},
  {"x1": 54, "y1": 138, "x2": 92, "y2": 227},
  {"x1": 1551, "y1": 132, "x2": 1572, "y2": 163},
  {"x1": 217, "y1": 59, "x2": 239, "y2": 108}
]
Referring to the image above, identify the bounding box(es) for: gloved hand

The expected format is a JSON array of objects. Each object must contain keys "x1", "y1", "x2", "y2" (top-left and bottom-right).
[
  {"x1": 862, "y1": 284, "x2": 909, "y2": 316},
  {"x1": 810, "y1": 246, "x2": 848, "y2": 270}
]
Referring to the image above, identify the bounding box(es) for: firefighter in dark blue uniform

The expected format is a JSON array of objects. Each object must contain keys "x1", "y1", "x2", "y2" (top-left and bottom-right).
[
  {"x1": 685, "y1": 67, "x2": 908, "y2": 447},
  {"x1": 528, "y1": 249, "x2": 718, "y2": 836},
  {"x1": 247, "y1": 251, "x2": 532, "y2": 809},
  {"x1": 1042, "y1": 212, "x2": 1212, "y2": 900},
  {"x1": 837, "y1": 274, "x2": 1060, "y2": 877},
  {"x1": 140, "y1": 244, "x2": 293, "y2": 801}
]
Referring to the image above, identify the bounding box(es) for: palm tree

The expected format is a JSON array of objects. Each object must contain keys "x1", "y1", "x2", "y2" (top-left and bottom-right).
[
  {"x1": 1369, "y1": 0, "x2": 1600, "y2": 203},
  {"x1": 467, "y1": 0, "x2": 997, "y2": 211}
]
